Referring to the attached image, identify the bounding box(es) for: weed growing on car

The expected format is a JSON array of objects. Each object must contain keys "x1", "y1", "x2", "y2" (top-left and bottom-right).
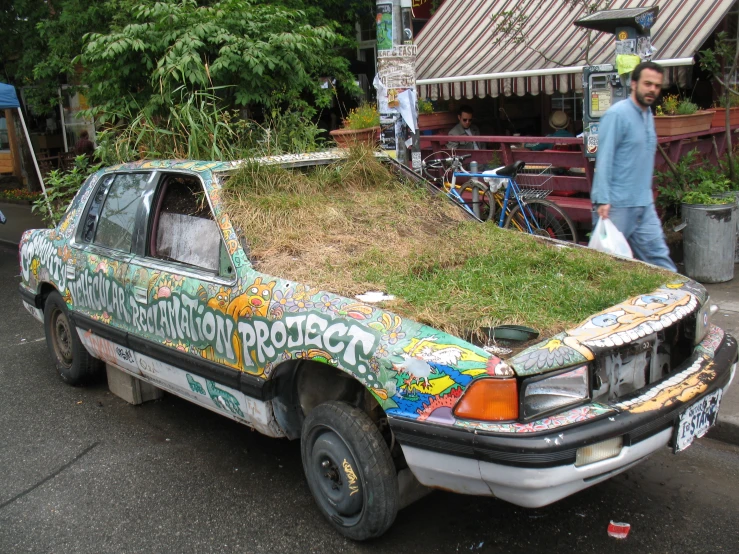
[{"x1": 223, "y1": 146, "x2": 671, "y2": 337}]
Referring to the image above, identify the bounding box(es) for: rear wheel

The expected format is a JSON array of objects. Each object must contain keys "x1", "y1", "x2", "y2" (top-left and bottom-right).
[
  {"x1": 301, "y1": 401, "x2": 398, "y2": 540},
  {"x1": 44, "y1": 291, "x2": 102, "y2": 385},
  {"x1": 504, "y1": 199, "x2": 578, "y2": 242}
]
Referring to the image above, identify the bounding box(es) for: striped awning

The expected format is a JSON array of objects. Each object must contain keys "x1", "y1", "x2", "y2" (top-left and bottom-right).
[{"x1": 416, "y1": 0, "x2": 736, "y2": 100}]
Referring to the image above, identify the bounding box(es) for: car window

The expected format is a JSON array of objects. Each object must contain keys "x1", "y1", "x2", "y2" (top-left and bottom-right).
[
  {"x1": 80, "y1": 174, "x2": 114, "y2": 244},
  {"x1": 150, "y1": 174, "x2": 231, "y2": 276},
  {"x1": 93, "y1": 174, "x2": 150, "y2": 252}
]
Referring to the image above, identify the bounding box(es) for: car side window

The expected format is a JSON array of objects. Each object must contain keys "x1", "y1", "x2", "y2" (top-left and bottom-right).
[
  {"x1": 92, "y1": 173, "x2": 150, "y2": 253},
  {"x1": 80, "y1": 174, "x2": 114, "y2": 243},
  {"x1": 149, "y1": 174, "x2": 232, "y2": 277}
]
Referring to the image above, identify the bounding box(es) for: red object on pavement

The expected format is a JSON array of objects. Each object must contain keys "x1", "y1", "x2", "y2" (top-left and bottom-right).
[{"x1": 608, "y1": 521, "x2": 631, "y2": 539}]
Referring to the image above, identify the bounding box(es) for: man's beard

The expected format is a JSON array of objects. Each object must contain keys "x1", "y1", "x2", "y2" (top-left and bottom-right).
[{"x1": 634, "y1": 89, "x2": 656, "y2": 108}]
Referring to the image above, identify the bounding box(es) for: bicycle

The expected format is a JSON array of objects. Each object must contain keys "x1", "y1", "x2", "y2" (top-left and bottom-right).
[{"x1": 421, "y1": 151, "x2": 578, "y2": 243}]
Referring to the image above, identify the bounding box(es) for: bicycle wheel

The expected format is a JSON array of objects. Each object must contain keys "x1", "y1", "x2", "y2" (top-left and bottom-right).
[
  {"x1": 503, "y1": 198, "x2": 578, "y2": 242},
  {"x1": 455, "y1": 181, "x2": 495, "y2": 221},
  {"x1": 421, "y1": 151, "x2": 453, "y2": 186}
]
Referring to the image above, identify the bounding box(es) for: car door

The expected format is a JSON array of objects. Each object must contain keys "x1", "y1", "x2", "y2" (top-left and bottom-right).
[
  {"x1": 124, "y1": 170, "x2": 245, "y2": 404},
  {"x1": 71, "y1": 170, "x2": 158, "y2": 330}
]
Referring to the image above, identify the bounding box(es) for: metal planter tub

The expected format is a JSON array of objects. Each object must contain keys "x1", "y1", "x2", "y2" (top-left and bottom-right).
[{"x1": 682, "y1": 201, "x2": 738, "y2": 283}]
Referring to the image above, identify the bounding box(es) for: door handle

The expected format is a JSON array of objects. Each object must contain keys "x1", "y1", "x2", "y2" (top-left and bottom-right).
[{"x1": 134, "y1": 286, "x2": 148, "y2": 304}]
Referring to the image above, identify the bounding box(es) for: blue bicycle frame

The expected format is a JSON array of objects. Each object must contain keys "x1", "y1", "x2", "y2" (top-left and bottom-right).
[{"x1": 452, "y1": 171, "x2": 536, "y2": 232}]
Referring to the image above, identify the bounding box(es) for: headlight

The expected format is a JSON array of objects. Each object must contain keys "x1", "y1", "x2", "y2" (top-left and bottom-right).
[
  {"x1": 521, "y1": 365, "x2": 589, "y2": 420},
  {"x1": 694, "y1": 296, "x2": 716, "y2": 345}
]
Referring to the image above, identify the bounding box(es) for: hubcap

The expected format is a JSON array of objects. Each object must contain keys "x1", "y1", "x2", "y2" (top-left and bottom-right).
[
  {"x1": 310, "y1": 430, "x2": 363, "y2": 521},
  {"x1": 52, "y1": 309, "x2": 73, "y2": 367}
]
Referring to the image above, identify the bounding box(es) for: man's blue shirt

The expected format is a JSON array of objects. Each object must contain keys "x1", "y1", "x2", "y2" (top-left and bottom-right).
[{"x1": 590, "y1": 97, "x2": 657, "y2": 207}]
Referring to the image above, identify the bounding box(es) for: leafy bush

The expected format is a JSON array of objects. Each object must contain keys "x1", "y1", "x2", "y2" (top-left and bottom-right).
[
  {"x1": 32, "y1": 156, "x2": 102, "y2": 227},
  {"x1": 417, "y1": 98, "x2": 434, "y2": 115},
  {"x1": 682, "y1": 191, "x2": 734, "y2": 205},
  {"x1": 342, "y1": 103, "x2": 380, "y2": 130},
  {"x1": 656, "y1": 149, "x2": 735, "y2": 214},
  {"x1": 656, "y1": 94, "x2": 698, "y2": 116}
]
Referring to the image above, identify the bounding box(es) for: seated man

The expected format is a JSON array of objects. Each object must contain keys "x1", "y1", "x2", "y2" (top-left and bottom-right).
[
  {"x1": 526, "y1": 110, "x2": 574, "y2": 151},
  {"x1": 447, "y1": 105, "x2": 480, "y2": 150}
]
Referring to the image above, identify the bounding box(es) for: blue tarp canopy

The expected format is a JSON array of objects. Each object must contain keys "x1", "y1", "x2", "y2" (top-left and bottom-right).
[{"x1": 0, "y1": 82, "x2": 20, "y2": 109}]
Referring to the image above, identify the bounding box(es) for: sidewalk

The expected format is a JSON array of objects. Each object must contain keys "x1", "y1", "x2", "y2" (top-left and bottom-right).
[{"x1": 702, "y1": 277, "x2": 739, "y2": 446}]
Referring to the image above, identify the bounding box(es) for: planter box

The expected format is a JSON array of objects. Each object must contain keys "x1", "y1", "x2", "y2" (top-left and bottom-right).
[
  {"x1": 329, "y1": 126, "x2": 380, "y2": 148},
  {"x1": 654, "y1": 111, "x2": 714, "y2": 137},
  {"x1": 417, "y1": 111, "x2": 458, "y2": 132},
  {"x1": 709, "y1": 107, "x2": 739, "y2": 128}
]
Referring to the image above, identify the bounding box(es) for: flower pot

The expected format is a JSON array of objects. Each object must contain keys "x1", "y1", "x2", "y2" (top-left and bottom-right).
[
  {"x1": 654, "y1": 111, "x2": 714, "y2": 137},
  {"x1": 329, "y1": 127, "x2": 380, "y2": 148},
  {"x1": 417, "y1": 111, "x2": 458, "y2": 132},
  {"x1": 681, "y1": 201, "x2": 737, "y2": 283},
  {"x1": 709, "y1": 107, "x2": 739, "y2": 128}
]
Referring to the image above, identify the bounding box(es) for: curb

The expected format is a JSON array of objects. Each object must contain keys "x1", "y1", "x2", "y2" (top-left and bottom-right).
[{"x1": 707, "y1": 417, "x2": 739, "y2": 447}]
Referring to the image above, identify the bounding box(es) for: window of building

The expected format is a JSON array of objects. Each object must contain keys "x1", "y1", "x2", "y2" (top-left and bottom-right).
[{"x1": 552, "y1": 91, "x2": 583, "y2": 122}]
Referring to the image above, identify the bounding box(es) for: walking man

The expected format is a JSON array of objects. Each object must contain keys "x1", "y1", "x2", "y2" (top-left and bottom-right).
[{"x1": 590, "y1": 61, "x2": 677, "y2": 272}]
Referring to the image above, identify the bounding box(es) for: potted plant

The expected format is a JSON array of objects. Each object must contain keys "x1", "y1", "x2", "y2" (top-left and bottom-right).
[
  {"x1": 416, "y1": 98, "x2": 457, "y2": 132},
  {"x1": 654, "y1": 94, "x2": 714, "y2": 137},
  {"x1": 329, "y1": 103, "x2": 380, "y2": 147}
]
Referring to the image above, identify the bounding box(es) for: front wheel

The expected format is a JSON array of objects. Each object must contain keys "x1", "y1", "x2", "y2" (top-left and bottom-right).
[
  {"x1": 301, "y1": 401, "x2": 398, "y2": 540},
  {"x1": 454, "y1": 181, "x2": 495, "y2": 221},
  {"x1": 504, "y1": 199, "x2": 578, "y2": 242}
]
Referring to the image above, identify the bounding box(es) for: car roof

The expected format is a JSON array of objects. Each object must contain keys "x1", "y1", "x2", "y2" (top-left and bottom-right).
[{"x1": 103, "y1": 150, "x2": 388, "y2": 177}]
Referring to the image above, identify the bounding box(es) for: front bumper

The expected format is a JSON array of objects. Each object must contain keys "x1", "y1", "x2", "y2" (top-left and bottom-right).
[{"x1": 391, "y1": 332, "x2": 737, "y2": 508}]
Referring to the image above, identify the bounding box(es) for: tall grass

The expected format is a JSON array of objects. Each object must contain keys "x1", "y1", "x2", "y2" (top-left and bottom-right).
[{"x1": 94, "y1": 87, "x2": 325, "y2": 164}]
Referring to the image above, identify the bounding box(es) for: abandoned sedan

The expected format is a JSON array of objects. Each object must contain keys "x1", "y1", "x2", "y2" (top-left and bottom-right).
[{"x1": 18, "y1": 151, "x2": 737, "y2": 540}]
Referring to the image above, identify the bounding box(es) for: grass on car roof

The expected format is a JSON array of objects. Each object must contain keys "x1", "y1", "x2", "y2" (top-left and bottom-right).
[{"x1": 221, "y1": 146, "x2": 672, "y2": 339}]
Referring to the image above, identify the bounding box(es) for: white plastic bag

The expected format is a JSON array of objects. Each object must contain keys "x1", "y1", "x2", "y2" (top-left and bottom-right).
[{"x1": 588, "y1": 217, "x2": 633, "y2": 258}]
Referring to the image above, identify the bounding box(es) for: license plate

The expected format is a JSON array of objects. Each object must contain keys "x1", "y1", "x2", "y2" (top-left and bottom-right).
[{"x1": 674, "y1": 389, "x2": 723, "y2": 453}]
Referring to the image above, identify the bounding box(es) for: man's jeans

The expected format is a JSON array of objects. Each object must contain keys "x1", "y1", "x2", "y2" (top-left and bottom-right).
[{"x1": 592, "y1": 204, "x2": 677, "y2": 272}]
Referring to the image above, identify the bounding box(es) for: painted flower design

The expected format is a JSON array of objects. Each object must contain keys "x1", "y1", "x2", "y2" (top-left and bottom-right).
[
  {"x1": 273, "y1": 288, "x2": 296, "y2": 311},
  {"x1": 292, "y1": 298, "x2": 315, "y2": 312},
  {"x1": 318, "y1": 294, "x2": 340, "y2": 314},
  {"x1": 383, "y1": 329, "x2": 406, "y2": 345}
]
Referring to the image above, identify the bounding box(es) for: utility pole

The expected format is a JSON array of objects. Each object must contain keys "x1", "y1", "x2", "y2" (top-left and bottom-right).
[{"x1": 375, "y1": 0, "x2": 421, "y2": 171}]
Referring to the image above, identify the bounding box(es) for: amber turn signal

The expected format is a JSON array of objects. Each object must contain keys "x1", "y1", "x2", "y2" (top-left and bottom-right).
[{"x1": 453, "y1": 378, "x2": 519, "y2": 421}]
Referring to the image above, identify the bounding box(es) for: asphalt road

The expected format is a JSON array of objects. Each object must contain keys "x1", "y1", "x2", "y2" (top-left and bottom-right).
[{"x1": 2, "y1": 243, "x2": 739, "y2": 553}]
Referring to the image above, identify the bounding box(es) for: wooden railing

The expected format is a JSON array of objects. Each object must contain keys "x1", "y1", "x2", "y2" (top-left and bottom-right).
[{"x1": 420, "y1": 126, "x2": 739, "y2": 223}]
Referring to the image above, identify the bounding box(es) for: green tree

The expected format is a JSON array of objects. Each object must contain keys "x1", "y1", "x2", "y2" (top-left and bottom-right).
[
  {"x1": 700, "y1": 30, "x2": 739, "y2": 183},
  {"x1": 78, "y1": 0, "x2": 356, "y2": 120}
]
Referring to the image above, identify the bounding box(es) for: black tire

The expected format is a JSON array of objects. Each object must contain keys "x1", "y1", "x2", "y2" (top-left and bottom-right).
[
  {"x1": 504, "y1": 198, "x2": 578, "y2": 242},
  {"x1": 301, "y1": 401, "x2": 398, "y2": 541},
  {"x1": 44, "y1": 291, "x2": 102, "y2": 385},
  {"x1": 456, "y1": 181, "x2": 495, "y2": 221}
]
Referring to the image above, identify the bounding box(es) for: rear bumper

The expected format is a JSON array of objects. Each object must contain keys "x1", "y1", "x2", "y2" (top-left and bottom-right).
[{"x1": 391, "y1": 332, "x2": 737, "y2": 507}]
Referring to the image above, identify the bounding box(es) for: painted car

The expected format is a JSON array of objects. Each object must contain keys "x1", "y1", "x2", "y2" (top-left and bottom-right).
[{"x1": 18, "y1": 152, "x2": 737, "y2": 540}]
